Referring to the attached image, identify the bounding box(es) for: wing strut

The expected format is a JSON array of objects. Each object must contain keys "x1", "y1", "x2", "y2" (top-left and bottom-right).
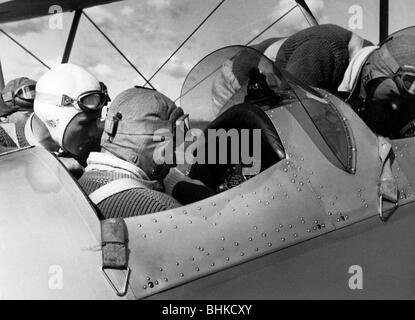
[
  {"x1": 379, "y1": 0, "x2": 389, "y2": 42},
  {"x1": 62, "y1": 9, "x2": 83, "y2": 63},
  {"x1": 295, "y1": 0, "x2": 319, "y2": 27},
  {"x1": 0, "y1": 60, "x2": 5, "y2": 91}
]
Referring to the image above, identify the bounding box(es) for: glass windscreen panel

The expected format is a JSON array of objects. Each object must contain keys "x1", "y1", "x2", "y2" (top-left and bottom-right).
[
  {"x1": 284, "y1": 74, "x2": 356, "y2": 173},
  {"x1": 180, "y1": 45, "x2": 283, "y2": 122}
]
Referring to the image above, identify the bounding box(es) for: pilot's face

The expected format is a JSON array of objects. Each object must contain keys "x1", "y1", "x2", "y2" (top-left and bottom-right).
[{"x1": 61, "y1": 111, "x2": 101, "y2": 159}]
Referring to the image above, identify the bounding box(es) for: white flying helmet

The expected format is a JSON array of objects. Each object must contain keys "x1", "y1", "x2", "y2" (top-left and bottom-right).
[{"x1": 34, "y1": 63, "x2": 109, "y2": 152}]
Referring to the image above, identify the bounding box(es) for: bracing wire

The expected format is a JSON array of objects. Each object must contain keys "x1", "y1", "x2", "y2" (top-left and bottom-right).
[
  {"x1": 245, "y1": 4, "x2": 297, "y2": 45},
  {"x1": 144, "y1": 0, "x2": 226, "y2": 86},
  {"x1": 175, "y1": 4, "x2": 298, "y2": 102},
  {"x1": 0, "y1": 1, "x2": 301, "y2": 99},
  {"x1": 0, "y1": 29, "x2": 50, "y2": 69},
  {"x1": 83, "y1": 11, "x2": 156, "y2": 90}
]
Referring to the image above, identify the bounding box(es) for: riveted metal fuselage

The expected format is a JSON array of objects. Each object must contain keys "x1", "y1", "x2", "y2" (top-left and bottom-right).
[
  {"x1": 126, "y1": 88, "x2": 415, "y2": 299},
  {"x1": 1, "y1": 86, "x2": 415, "y2": 299}
]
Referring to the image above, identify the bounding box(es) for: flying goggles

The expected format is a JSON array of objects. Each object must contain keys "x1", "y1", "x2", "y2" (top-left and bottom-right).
[
  {"x1": 394, "y1": 65, "x2": 415, "y2": 97},
  {"x1": 36, "y1": 82, "x2": 111, "y2": 112},
  {"x1": 105, "y1": 112, "x2": 191, "y2": 142},
  {"x1": 2, "y1": 84, "x2": 36, "y2": 104}
]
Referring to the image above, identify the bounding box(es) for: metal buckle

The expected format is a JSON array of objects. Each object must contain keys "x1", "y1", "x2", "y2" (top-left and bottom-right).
[
  {"x1": 100, "y1": 218, "x2": 130, "y2": 296},
  {"x1": 2, "y1": 91, "x2": 13, "y2": 102},
  {"x1": 61, "y1": 94, "x2": 74, "y2": 106},
  {"x1": 102, "y1": 266, "x2": 131, "y2": 297},
  {"x1": 379, "y1": 194, "x2": 398, "y2": 222}
]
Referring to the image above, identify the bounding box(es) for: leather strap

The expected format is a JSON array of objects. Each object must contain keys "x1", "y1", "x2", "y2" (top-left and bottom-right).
[
  {"x1": 101, "y1": 218, "x2": 129, "y2": 269},
  {"x1": 89, "y1": 178, "x2": 148, "y2": 205},
  {"x1": 101, "y1": 218, "x2": 131, "y2": 296},
  {"x1": 378, "y1": 136, "x2": 398, "y2": 203}
]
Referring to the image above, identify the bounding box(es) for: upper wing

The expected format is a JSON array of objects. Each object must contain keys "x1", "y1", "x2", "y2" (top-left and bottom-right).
[{"x1": 0, "y1": 0, "x2": 124, "y2": 24}]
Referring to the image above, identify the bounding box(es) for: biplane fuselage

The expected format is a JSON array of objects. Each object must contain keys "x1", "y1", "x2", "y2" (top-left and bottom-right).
[
  {"x1": 0, "y1": 0, "x2": 413, "y2": 300},
  {"x1": 1, "y1": 72, "x2": 415, "y2": 299}
]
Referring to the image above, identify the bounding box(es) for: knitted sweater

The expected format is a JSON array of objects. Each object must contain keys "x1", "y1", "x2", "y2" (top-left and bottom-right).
[
  {"x1": 78, "y1": 152, "x2": 181, "y2": 219},
  {"x1": 276, "y1": 24, "x2": 353, "y2": 93},
  {"x1": 0, "y1": 119, "x2": 30, "y2": 149},
  {"x1": 0, "y1": 126, "x2": 17, "y2": 149}
]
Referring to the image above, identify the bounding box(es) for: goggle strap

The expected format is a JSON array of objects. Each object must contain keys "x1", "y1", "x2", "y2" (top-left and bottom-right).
[
  {"x1": 36, "y1": 91, "x2": 105, "y2": 111},
  {"x1": 2, "y1": 92, "x2": 13, "y2": 102},
  {"x1": 35, "y1": 91, "x2": 62, "y2": 106},
  {"x1": 104, "y1": 113, "x2": 122, "y2": 138},
  {"x1": 62, "y1": 94, "x2": 74, "y2": 106}
]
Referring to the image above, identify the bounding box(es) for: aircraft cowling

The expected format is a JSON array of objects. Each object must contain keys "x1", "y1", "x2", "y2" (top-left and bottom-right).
[{"x1": 0, "y1": 147, "x2": 125, "y2": 299}]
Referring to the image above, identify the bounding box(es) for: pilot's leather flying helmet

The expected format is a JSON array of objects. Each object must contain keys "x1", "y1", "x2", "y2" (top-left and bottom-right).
[
  {"x1": 362, "y1": 34, "x2": 415, "y2": 100},
  {"x1": 101, "y1": 86, "x2": 185, "y2": 180},
  {"x1": 34, "y1": 63, "x2": 106, "y2": 158},
  {"x1": 0, "y1": 77, "x2": 36, "y2": 117}
]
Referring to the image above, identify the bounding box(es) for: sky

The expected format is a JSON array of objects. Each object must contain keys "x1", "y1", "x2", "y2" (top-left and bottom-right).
[{"x1": 0, "y1": 0, "x2": 414, "y2": 120}]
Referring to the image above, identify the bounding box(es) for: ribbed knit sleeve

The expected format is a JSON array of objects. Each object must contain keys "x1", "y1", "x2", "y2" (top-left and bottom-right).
[
  {"x1": 0, "y1": 126, "x2": 17, "y2": 149},
  {"x1": 0, "y1": 118, "x2": 30, "y2": 149},
  {"x1": 16, "y1": 124, "x2": 30, "y2": 147}
]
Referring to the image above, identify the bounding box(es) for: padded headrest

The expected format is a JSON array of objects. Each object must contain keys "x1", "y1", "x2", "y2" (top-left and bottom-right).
[{"x1": 189, "y1": 103, "x2": 285, "y2": 188}]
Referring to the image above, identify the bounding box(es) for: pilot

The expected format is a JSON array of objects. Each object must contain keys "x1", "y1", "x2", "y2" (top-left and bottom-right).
[
  {"x1": 265, "y1": 24, "x2": 374, "y2": 93},
  {"x1": 260, "y1": 24, "x2": 415, "y2": 138},
  {"x1": 78, "y1": 86, "x2": 182, "y2": 219},
  {"x1": 0, "y1": 77, "x2": 36, "y2": 148},
  {"x1": 347, "y1": 32, "x2": 415, "y2": 138},
  {"x1": 0, "y1": 63, "x2": 109, "y2": 176}
]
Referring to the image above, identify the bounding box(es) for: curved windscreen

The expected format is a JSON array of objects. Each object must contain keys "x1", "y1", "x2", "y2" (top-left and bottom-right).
[
  {"x1": 180, "y1": 45, "x2": 283, "y2": 121},
  {"x1": 180, "y1": 45, "x2": 356, "y2": 173},
  {"x1": 380, "y1": 25, "x2": 415, "y2": 45},
  {"x1": 280, "y1": 69, "x2": 356, "y2": 173}
]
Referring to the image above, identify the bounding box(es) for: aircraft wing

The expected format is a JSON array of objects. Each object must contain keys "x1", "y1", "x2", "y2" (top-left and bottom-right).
[{"x1": 0, "y1": 0, "x2": 124, "y2": 24}]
